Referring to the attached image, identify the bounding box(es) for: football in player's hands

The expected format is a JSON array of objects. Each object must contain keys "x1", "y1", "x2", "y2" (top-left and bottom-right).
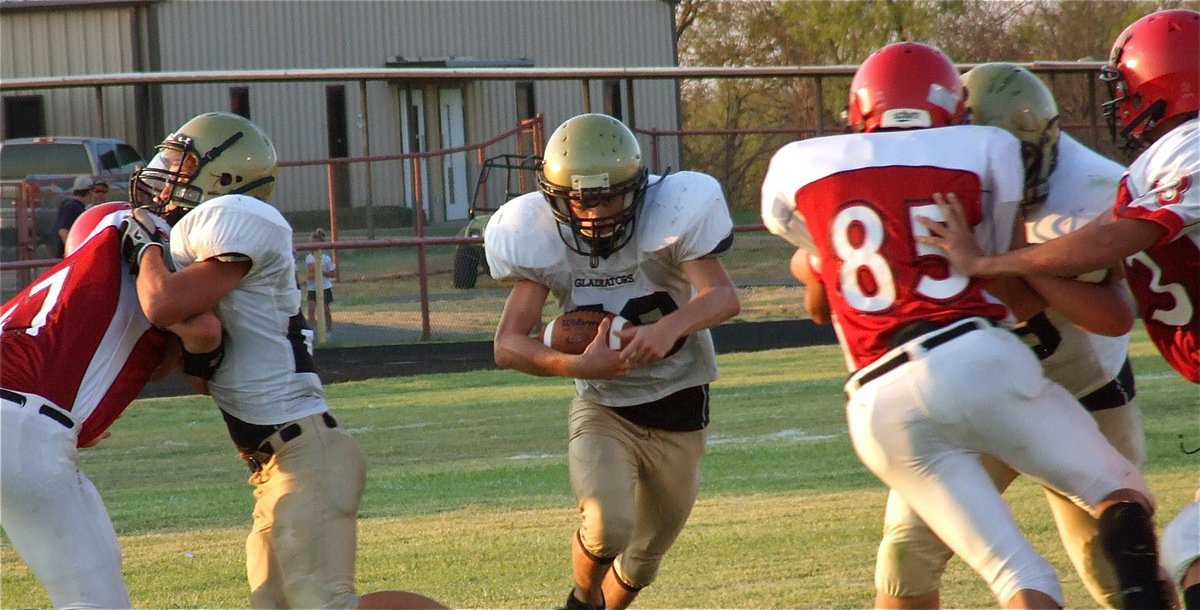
[
  {"x1": 120, "y1": 208, "x2": 169, "y2": 274},
  {"x1": 540, "y1": 309, "x2": 630, "y2": 355}
]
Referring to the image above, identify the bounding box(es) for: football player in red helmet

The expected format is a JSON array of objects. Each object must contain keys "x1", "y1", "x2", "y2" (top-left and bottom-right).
[
  {"x1": 918, "y1": 11, "x2": 1196, "y2": 607},
  {"x1": 846, "y1": 41, "x2": 966, "y2": 133},
  {"x1": 1101, "y1": 8, "x2": 1200, "y2": 152},
  {"x1": 921, "y1": 8, "x2": 1197, "y2": 383},
  {"x1": 764, "y1": 40, "x2": 1166, "y2": 609},
  {"x1": 874, "y1": 61, "x2": 1150, "y2": 610}
]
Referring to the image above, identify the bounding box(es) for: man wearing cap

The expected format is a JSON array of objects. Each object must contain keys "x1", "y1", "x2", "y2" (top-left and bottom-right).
[{"x1": 55, "y1": 175, "x2": 93, "y2": 257}]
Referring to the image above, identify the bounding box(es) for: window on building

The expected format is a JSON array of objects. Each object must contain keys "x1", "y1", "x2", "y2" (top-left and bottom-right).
[
  {"x1": 230, "y1": 87, "x2": 251, "y2": 119},
  {"x1": 3, "y1": 96, "x2": 45, "y2": 138},
  {"x1": 602, "y1": 81, "x2": 622, "y2": 121},
  {"x1": 515, "y1": 81, "x2": 536, "y2": 120}
]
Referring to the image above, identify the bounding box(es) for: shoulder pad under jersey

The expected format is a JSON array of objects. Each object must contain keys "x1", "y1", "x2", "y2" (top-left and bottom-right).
[
  {"x1": 172, "y1": 195, "x2": 292, "y2": 268},
  {"x1": 761, "y1": 141, "x2": 819, "y2": 251},
  {"x1": 637, "y1": 171, "x2": 733, "y2": 259},
  {"x1": 483, "y1": 192, "x2": 568, "y2": 281}
]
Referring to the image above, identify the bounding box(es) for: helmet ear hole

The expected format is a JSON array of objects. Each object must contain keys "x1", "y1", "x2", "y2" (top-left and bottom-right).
[{"x1": 219, "y1": 173, "x2": 234, "y2": 186}]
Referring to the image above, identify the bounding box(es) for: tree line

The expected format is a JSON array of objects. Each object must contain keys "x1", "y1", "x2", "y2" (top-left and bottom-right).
[{"x1": 674, "y1": 0, "x2": 1198, "y2": 210}]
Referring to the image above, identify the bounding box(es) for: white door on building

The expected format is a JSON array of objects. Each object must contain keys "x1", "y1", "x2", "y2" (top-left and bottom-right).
[
  {"x1": 399, "y1": 88, "x2": 429, "y2": 211},
  {"x1": 439, "y1": 87, "x2": 469, "y2": 220}
]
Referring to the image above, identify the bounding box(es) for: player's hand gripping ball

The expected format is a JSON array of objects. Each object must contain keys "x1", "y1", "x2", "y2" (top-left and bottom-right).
[
  {"x1": 120, "y1": 208, "x2": 170, "y2": 275},
  {"x1": 540, "y1": 309, "x2": 630, "y2": 355}
]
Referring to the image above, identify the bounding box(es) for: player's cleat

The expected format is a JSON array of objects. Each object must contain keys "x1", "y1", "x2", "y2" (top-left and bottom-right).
[{"x1": 559, "y1": 589, "x2": 603, "y2": 610}]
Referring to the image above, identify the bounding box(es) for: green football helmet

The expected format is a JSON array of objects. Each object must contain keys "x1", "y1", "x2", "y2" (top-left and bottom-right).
[
  {"x1": 537, "y1": 113, "x2": 649, "y2": 265},
  {"x1": 963, "y1": 63, "x2": 1060, "y2": 207},
  {"x1": 132, "y1": 112, "x2": 277, "y2": 224}
]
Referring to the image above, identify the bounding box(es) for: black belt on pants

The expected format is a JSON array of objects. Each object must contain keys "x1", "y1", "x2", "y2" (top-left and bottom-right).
[
  {"x1": 848, "y1": 318, "x2": 997, "y2": 393},
  {"x1": 234, "y1": 412, "x2": 339, "y2": 472},
  {"x1": 0, "y1": 388, "x2": 74, "y2": 429},
  {"x1": 1078, "y1": 358, "x2": 1136, "y2": 412}
]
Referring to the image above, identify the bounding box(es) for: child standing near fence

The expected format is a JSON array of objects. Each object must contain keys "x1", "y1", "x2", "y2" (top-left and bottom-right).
[{"x1": 305, "y1": 228, "x2": 336, "y2": 337}]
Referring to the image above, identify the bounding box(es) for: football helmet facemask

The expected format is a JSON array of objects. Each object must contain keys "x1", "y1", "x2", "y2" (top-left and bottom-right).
[
  {"x1": 963, "y1": 63, "x2": 1060, "y2": 208},
  {"x1": 1100, "y1": 9, "x2": 1200, "y2": 152},
  {"x1": 537, "y1": 113, "x2": 649, "y2": 267},
  {"x1": 131, "y1": 112, "x2": 278, "y2": 225},
  {"x1": 847, "y1": 42, "x2": 965, "y2": 133}
]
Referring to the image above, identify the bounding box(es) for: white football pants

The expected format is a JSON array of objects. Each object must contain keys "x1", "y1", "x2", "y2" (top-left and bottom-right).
[
  {"x1": 1, "y1": 393, "x2": 130, "y2": 609},
  {"x1": 844, "y1": 320, "x2": 1151, "y2": 606}
]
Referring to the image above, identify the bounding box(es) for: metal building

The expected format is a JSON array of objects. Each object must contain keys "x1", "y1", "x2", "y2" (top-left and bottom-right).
[{"x1": 0, "y1": 0, "x2": 681, "y2": 219}]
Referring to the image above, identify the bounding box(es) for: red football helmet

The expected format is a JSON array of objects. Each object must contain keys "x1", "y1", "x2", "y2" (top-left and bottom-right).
[
  {"x1": 1101, "y1": 9, "x2": 1200, "y2": 149},
  {"x1": 64, "y1": 201, "x2": 131, "y2": 256},
  {"x1": 847, "y1": 42, "x2": 965, "y2": 133}
]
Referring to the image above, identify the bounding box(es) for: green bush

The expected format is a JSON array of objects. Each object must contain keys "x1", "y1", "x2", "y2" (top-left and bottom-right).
[{"x1": 285, "y1": 206, "x2": 416, "y2": 232}]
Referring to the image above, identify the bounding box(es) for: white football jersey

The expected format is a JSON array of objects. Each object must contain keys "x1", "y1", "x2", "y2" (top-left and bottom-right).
[
  {"x1": 171, "y1": 195, "x2": 327, "y2": 425},
  {"x1": 1021, "y1": 133, "x2": 1130, "y2": 398},
  {"x1": 485, "y1": 171, "x2": 732, "y2": 407}
]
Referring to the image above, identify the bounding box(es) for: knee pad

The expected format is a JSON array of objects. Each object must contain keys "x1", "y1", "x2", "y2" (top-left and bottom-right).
[
  {"x1": 576, "y1": 529, "x2": 616, "y2": 566},
  {"x1": 613, "y1": 555, "x2": 658, "y2": 591},
  {"x1": 875, "y1": 521, "x2": 953, "y2": 597},
  {"x1": 578, "y1": 504, "x2": 634, "y2": 560}
]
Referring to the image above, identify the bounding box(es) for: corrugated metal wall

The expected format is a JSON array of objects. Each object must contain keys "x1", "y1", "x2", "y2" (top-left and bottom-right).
[
  {"x1": 149, "y1": 0, "x2": 681, "y2": 218},
  {"x1": 0, "y1": 5, "x2": 140, "y2": 142}
]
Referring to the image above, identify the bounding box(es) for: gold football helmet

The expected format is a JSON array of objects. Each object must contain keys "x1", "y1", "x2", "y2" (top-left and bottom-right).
[
  {"x1": 537, "y1": 113, "x2": 649, "y2": 265},
  {"x1": 963, "y1": 63, "x2": 1060, "y2": 207},
  {"x1": 132, "y1": 112, "x2": 277, "y2": 224}
]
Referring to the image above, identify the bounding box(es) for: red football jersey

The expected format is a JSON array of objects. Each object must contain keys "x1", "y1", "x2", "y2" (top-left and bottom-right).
[
  {"x1": 1113, "y1": 119, "x2": 1199, "y2": 382},
  {"x1": 0, "y1": 209, "x2": 170, "y2": 446},
  {"x1": 762, "y1": 125, "x2": 1024, "y2": 369}
]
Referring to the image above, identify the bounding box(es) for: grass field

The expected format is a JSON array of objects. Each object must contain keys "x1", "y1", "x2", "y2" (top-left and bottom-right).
[{"x1": 1, "y1": 335, "x2": 1196, "y2": 608}]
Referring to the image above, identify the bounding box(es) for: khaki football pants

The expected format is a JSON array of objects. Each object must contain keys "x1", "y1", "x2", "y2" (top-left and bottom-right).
[
  {"x1": 245, "y1": 412, "x2": 366, "y2": 609},
  {"x1": 567, "y1": 396, "x2": 706, "y2": 588}
]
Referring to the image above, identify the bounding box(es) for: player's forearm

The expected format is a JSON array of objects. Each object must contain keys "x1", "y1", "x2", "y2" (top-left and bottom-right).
[
  {"x1": 493, "y1": 332, "x2": 573, "y2": 377},
  {"x1": 1025, "y1": 273, "x2": 1135, "y2": 337},
  {"x1": 978, "y1": 219, "x2": 1164, "y2": 278},
  {"x1": 136, "y1": 250, "x2": 229, "y2": 327},
  {"x1": 983, "y1": 276, "x2": 1048, "y2": 322},
  {"x1": 667, "y1": 284, "x2": 741, "y2": 339},
  {"x1": 170, "y1": 311, "x2": 223, "y2": 354},
  {"x1": 135, "y1": 247, "x2": 188, "y2": 326}
]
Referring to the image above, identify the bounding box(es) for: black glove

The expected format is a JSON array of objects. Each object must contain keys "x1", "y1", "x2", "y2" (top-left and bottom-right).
[{"x1": 120, "y1": 208, "x2": 169, "y2": 275}]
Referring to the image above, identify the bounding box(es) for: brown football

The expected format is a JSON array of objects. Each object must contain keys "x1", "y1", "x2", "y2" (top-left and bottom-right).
[{"x1": 540, "y1": 309, "x2": 629, "y2": 355}]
